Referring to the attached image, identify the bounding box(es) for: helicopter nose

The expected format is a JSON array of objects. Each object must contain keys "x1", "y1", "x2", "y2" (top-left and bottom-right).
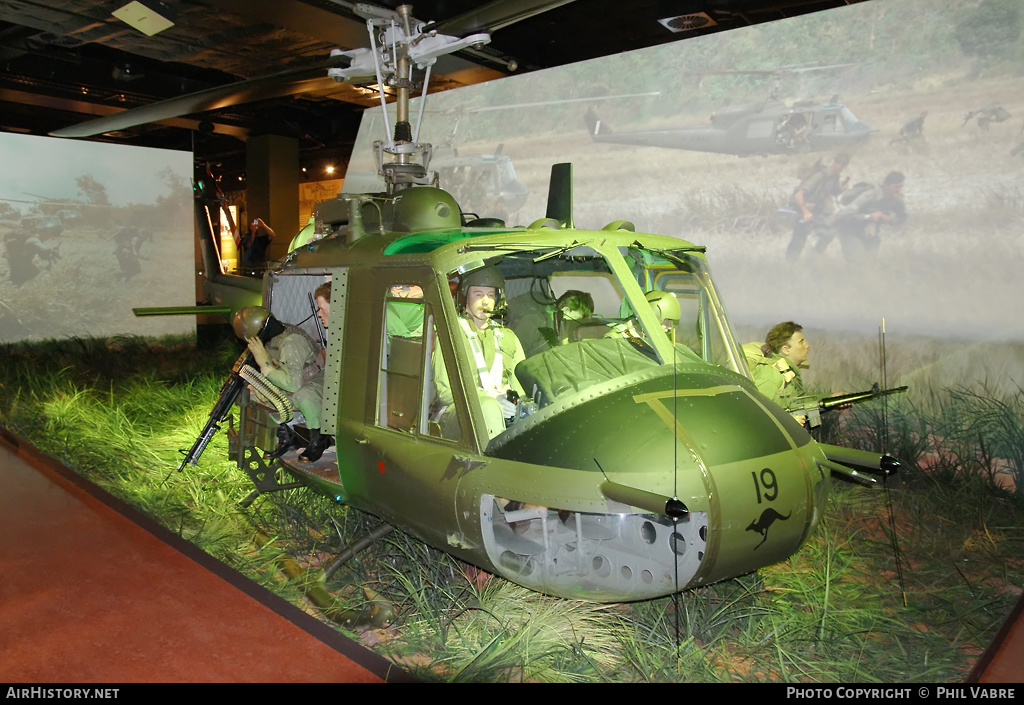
[
  {"x1": 494, "y1": 365, "x2": 806, "y2": 477},
  {"x1": 482, "y1": 364, "x2": 826, "y2": 600}
]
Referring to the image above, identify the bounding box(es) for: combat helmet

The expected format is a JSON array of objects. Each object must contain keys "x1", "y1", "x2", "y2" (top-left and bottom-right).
[
  {"x1": 457, "y1": 265, "x2": 505, "y2": 312},
  {"x1": 645, "y1": 290, "x2": 680, "y2": 326},
  {"x1": 232, "y1": 306, "x2": 284, "y2": 342}
]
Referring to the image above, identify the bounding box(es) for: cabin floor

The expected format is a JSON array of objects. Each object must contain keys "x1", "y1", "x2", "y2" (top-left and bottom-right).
[
  {"x1": 0, "y1": 431, "x2": 409, "y2": 683},
  {"x1": 276, "y1": 445, "x2": 341, "y2": 483}
]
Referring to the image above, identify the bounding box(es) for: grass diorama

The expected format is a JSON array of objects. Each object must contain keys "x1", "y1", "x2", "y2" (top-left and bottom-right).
[{"x1": 1, "y1": 333, "x2": 1021, "y2": 683}]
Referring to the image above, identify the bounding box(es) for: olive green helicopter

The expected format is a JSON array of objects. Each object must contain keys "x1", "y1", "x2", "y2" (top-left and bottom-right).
[
  {"x1": 584, "y1": 66, "x2": 876, "y2": 157},
  {"x1": 56, "y1": 0, "x2": 899, "y2": 603}
]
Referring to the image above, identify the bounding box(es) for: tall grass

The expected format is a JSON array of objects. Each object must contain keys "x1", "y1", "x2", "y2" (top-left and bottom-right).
[{"x1": 1, "y1": 335, "x2": 1021, "y2": 682}]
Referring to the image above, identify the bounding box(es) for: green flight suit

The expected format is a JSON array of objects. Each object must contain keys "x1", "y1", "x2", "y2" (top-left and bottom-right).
[
  {"x1": 742, "y1": 342, "x2": 806, "y2": 410},
  {"x1": 433, "y1": 316, "x2": 526, "y2": 439},
  {"x1": 386, "y1": 300, "x2": 424, "y2": 339}
]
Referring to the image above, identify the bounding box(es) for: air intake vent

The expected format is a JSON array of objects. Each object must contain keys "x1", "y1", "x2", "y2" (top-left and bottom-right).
[{"x1": 657, "y1": 12, "x2": 717, "y2": 33}]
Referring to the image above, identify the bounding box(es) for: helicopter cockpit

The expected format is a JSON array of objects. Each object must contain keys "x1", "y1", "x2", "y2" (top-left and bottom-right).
[
  {"x1": 361, "y1": 234, "x2": 752, "y2": 453},
  {"x1": 425, "y1": 239, "x2": 749, "y2": 441},
  {"x1": 432, "y1": 240, "x2": 752, "y2": 599},
  {"x1": 504, "y1": 243, "x2": 746, "y2": 394}
]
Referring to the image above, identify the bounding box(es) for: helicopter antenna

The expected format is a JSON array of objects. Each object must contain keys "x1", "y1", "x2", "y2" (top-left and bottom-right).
[
  {"x1": 672, "y1": 337, "x2": 683, "y2": 674},
  {"x1": 879, "y1": 318, "x2": 908, "y2": 606}
]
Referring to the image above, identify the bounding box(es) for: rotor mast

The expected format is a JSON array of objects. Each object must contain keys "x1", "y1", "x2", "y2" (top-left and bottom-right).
[
  {"x1": 327, "y1": 3, "x2": 494, "y2": 195},
  {"x1": 386, "y1": 4, "x2": 424, "y2": 193}
]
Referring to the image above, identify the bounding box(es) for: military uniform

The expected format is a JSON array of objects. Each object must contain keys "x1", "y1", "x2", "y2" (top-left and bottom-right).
[
  {"x1": 5, "y1": 234, "x2": 59, "y2": 285},
  {"x1": 830, "y1": 185, "x2": 907, "y2": 261},
  {"x1": 262, "y1": 325, "x2": 324, "y2": 428},
  {"x1": 742, "y1": 342, "x2": 806, "y2": 409},
  {"x1": 786, "y1": 164, "x2": 844, "y2": 260},
  {"x1": 434, "y1": 316, "x2": 525, "y2": 439}
]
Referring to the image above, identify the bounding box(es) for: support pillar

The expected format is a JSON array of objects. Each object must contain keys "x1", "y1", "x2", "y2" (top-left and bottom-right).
[{"x1": 246, "y1": 134, "x2": 299, "y2": 262}]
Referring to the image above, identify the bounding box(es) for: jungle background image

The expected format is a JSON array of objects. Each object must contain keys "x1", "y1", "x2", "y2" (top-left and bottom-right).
[{"x1": 0, "y1": 135, "x2": 195, "y2": 343}]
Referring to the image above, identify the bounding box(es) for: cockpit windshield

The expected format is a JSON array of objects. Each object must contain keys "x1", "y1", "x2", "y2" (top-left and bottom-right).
[
  {"x1": 449, "y1": 241, "x2": 745, "y2": 415},
  {"x1": 625, "y1": 244, "x2": 744, "y2": 372}
]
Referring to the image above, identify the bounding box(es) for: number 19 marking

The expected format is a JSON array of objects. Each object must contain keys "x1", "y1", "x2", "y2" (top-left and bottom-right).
[{"x1": 752, "y1": 467, "x2": 778, "y2": 504}]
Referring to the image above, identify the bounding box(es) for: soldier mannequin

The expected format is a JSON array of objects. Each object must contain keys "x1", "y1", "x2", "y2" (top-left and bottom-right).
[
  {"x1": 434, "y1": 266, "x2": 525, "y2": 439},
  {"x1": 743, "y1": 321, "x2": 812, "y2": 413},
  {"x1": 232, "y1": 305, "x2": 332, "y2": 462}
]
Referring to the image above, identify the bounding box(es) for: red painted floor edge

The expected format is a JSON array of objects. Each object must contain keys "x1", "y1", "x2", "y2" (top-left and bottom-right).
[
  {"x1": 966, "y1": 586, "x2": 1024, "y2": 684},
  {"x1": 0, "y1": 429, "x2": 415, "y2": 684}
]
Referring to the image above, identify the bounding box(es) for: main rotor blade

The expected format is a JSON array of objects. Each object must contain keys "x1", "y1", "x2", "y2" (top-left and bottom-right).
[
  {"x1": 50, "y1": 57, "x2": 345, "y2": 139},
  {"x1": 424, "y1": 0, "x2": 577, "y2": 37},
  {"x1": 50, "y1": 1, "x2": 578, "y2": 140}
]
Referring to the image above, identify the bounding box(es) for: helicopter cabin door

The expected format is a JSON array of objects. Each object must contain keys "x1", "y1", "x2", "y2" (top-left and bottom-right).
[
  {"x1": 775, "y1": 110, "x2": 812, "y2": 151},
  {"x1": 340, "y1": 268, "x2": 478, "y2": 544}
]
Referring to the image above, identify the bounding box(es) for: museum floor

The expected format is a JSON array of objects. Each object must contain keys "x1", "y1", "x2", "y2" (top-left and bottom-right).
[{"x1": 0, "y1": 432, "x2": 411, "y2": 684}]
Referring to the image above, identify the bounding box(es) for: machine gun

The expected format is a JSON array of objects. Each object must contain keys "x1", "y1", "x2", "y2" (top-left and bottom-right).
[
  {"x1": 178, "y1": 350, "x2": 253, "y2": 471},
  {"x1": 787, "y1": 383, "x2": 908, "y2": 428}
]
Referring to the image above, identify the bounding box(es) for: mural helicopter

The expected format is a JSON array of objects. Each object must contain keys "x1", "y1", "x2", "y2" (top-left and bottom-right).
[
  {"x1": 585, "y1": 66, "x2": 875, "y2": 157},
  {"x1": 55, "y1": 1, "x2": 900, "y2": 603}
]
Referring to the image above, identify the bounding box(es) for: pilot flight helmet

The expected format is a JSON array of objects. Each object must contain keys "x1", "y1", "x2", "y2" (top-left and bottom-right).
[
  {"x1": 645, "y1": 290, "x2": 680, "y2": 326},
  {"x1": 457, "y1": 265, "x2": 505, "y2": 312},
  {"x1": 232, "y1": 306, "x2": 284, "y2": 342}
]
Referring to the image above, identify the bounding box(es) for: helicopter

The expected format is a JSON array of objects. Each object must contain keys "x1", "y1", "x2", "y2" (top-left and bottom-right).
[
  {"x1": 57, "y1": 1, "x2": 899, "y2": 603},
  {"x1": 584, "y1": 68, "x2": 875, "y2": 157}
]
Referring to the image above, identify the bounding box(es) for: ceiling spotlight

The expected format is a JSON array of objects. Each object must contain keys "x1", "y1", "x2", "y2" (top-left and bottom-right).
[
  {"x1": 112, "y1": 1, "x2": 176, "y2": 37},
  {"x1": 111, "y1": 63, "x2": 143, "y2": 81}
]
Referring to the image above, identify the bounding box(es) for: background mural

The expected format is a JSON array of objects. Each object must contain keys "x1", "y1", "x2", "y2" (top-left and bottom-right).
[
  {"x1": 345, "y1": 0, "x2": 1024, "y2": 401},
  {"x1": 0, "y1": 133, "x2": 194, "y2": 343}
]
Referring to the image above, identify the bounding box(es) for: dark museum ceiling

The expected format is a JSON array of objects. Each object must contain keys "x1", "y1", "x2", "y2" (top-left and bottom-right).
[{"x1": 0, "y1": 0, "x2": 870, "y2": 183}]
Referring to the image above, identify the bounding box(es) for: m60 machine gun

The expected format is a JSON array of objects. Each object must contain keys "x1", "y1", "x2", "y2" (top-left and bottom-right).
[
  {"x1": 788, "y1": 384, "x2": 908, "y2": 429},
  {"x1": 178, "y1": 351, "x2": 292, "y2": 471}
]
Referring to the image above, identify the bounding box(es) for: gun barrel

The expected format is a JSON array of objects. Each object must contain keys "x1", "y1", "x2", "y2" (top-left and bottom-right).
[
  {"x1": 819, "y1": 385, "x2": 908, "y2": 410},
  {"x1": 177, "y1": 351, "x2": 252, "y2": 471},
  {"x1": 820, "y1": 443, "x2": 900, "y2": 475},
  {"x1": 179, "y1": 424, "x2": 217, "y2": 471}
]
